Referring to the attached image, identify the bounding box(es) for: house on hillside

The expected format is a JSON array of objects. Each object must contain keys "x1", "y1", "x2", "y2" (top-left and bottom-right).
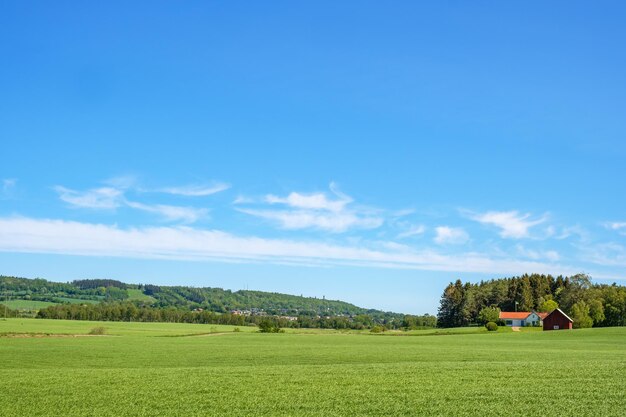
[
  {"x1": 542, "y1": 308, "x2": 573, "y2": 330},
  {"x1": 499, "y1": 311, "x2": 544, "y2": 327}
]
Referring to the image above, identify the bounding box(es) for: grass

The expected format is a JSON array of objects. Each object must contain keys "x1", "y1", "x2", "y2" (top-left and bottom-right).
[
  {"x1": 0, "y1": 319, "x2": 624, "y2": 416},
  {"x1": 55, "y1": 297, "x2": 102, "y2": 304},
  {"x1": 1, "y1": 297, "x2": 102, "y2": 312},
  {"x1": 1, "y1": 299, "x2": 58, "y2": 310},
  {"x1": 126, "y1": 289, "x2": 157, "y2": 303}
]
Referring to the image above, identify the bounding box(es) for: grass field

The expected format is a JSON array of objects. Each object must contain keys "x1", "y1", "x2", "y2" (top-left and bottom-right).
[
  {"x1": 126, "y1": 288, "x2": 157, "y2": 303},
  {"x1": 55, "y1": 297, "x2": 102, "y2": 304},
  {"x1": 1, "y1": 319, "x2": 624, "y2": 416},
  {"x1": 1, "y1": 299, "x2": 58, "y2": 310},
  {"x1": 1, "y1": 297, "x2": 102, "y2": 312}
]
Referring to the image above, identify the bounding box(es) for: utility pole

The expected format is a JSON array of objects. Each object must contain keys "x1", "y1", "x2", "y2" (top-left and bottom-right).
[{"x1": 515, "y1": 301, "x2": 519, "y2": 312}]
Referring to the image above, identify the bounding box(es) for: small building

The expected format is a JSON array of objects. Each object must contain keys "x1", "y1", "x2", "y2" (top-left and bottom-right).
[
  {"x1": 499, "y1": 311, "x2": 543, "y2": 327},
  {"x1": 542, "y1": 308, "x2": 573, "y2": 331}
]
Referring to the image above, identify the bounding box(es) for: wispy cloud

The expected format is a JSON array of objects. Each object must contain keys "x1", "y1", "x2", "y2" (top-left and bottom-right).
[
  {"x1": 54, "y1": 186, "x2": 123, "y2": 209},
  {"x1": 579, "y1": 242, "x2": 626, "y2": 268},
  {"x1": 233, "y1": 195, "x2": 255, "y2": 204},
  {"x1": 54, "y1": 184, "x2": 207, "y2": 223},
  {"x1": 1, "y1": 178, "x2": 17, "y2": 199},
  {"x1": 605, "y1": 222, "x2": 626, "y2": 235},
  {"x1": 0, "y1": 216, "x2": 581, "y2": 276},
  {"x1": 434, "y1": 226, "x2": 469, "y2": 245},
  {"x1": 125, "y1": 202, "x2": 208, "y2": 224},
  {"x1": 467, "y1": 210, "x2": 547, "y2": 238},
  {"x1": 397, "y1": 224, "x2": 426, "y2": 239},
  {"x1": 237, "y1": 208, "x2": 383, "y2": 233},
  {"x1": 156, "y1": 182, "x2": 230, "y2": 197},
  {"x1": 265, "y1": 182, "x2": 350, "y2": 212},
  {"x1": 516, "y1": 244, "x2": 560, "y2": 261},
  {"x1": 103, "y1": 175, "x2": 138, "y2": 190},
  {"x1": 238, "y1": 183, "x2": 384, "y2": 233}
]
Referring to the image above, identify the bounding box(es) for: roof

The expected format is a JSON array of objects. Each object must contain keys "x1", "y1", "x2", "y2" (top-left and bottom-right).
[
  {"x1": 499, "y1": 311, "x2": 535, "y2": 320},
  {"x1": 537, "y1": 312, "x2": 549, "y2": 320},
  {"x1": 545, "y1": 308, "x2": 574, "y2": 323}
]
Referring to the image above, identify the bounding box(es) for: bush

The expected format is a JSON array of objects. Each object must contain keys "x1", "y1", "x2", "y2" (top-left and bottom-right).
[
  {"x1": 485, "y1": 322, "x2": 498, "y2": 332},
  {"x1": 88, "y1": 327, "x2": 107, "y2": 335},
  {"x1": 233, "y1": 327, "x2": 241, "y2": 332},
  {"x1": 258, "y1": 320, "x2": 281, "y2": 333},
  {"x1": 370, "y1": 325, "x2": 385, "y2": 333}
]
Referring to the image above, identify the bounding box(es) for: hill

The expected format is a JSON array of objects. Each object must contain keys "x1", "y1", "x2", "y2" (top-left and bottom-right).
[{"x1": 0, "y1": 275, "x2": 407, "y2": 323}]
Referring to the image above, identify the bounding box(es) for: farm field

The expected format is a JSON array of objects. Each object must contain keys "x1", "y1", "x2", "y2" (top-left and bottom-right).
[
  {"x1": 1, "y1": 298, "x2": 101, "y2": 312},
  {"x1": 1, "y1": 319, "x2": 625, "y2": 416},
  {"x1": 126, "y1": 288, "x2": 157, "y2": 303},
  {"x1": 1, "y1": 299, "x2": 58, "y2": 310}
]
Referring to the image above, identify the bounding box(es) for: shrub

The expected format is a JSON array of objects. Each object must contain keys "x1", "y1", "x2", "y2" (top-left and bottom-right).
[
  {"x1": 485, "y1": 322, "x2": 498, "y2": 332},
  {"x1": 233, "y1": 327, "x2": 241, "y2": 332},
  {"x1": 258, "y1": 320, "x2": 281, "y2": 333},
  {"x1": 88, "y1": 327, "x2": 107, "y2": 335},
  {"x1": 370, "y1": 325, "x2": 385, "y2": 333}
]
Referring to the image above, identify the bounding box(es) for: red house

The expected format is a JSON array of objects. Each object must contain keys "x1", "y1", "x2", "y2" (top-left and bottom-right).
[{"x1": 542, "y1": 308, "x2": 573, "y2": 331}]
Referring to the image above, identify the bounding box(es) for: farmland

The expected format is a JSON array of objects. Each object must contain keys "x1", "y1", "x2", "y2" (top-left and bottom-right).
[{"x1": 1, "y1": 319, "x2": 624, "y2": 416}]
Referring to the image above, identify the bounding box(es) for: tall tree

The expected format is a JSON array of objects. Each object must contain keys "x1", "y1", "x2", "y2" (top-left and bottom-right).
[{"x1": 437, "y1": 280, "x2": 468, "y2": 328}]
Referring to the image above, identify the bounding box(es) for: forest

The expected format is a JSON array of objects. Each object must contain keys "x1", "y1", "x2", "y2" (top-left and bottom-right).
[
  {"x1": 0, "y1": 275, "x2": 433, "y2": 330},
  {"x1": 437, "y1": 273, "x2": 626, "y2": 328}
]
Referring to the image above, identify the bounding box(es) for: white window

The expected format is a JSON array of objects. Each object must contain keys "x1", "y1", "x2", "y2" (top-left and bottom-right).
[{"x1": 553, "y1": 325, "x2": 559, "y2": 330}]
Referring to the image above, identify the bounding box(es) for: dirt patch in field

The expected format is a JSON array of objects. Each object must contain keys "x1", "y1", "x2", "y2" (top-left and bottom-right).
[
  {"x1": 511, "y1": 326, "x2": 521, "y2": 332},
  {"x1": 0, "y1": 333, "x2": 114, "y2": 338},
  {"x1": 161, "y1": 332, "x2": 232, "y2": 338}
]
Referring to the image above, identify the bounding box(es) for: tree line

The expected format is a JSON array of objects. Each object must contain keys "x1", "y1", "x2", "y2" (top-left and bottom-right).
[
  {"x1": 1, "y1": 275, "x2": 405, "y2": 323},
  {"x1": 437, "y1": 273, "x2": 626, "y2": 328},
  {"x1": 35, "y1": 301, "x2": 436, "y2": 330}
]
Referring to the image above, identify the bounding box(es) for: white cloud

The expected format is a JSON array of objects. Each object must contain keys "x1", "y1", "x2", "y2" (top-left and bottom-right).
[
  {"x1": 266, "y1": 192, "x2": 349, "y2": 212},
  {"x1": 468, "y1": 210, "x2": 547, "y2": 238},
  {"x1": 605, "y1": 222, "x2": 626, "y2": 235},
  {"x1": 434, "y1": 226, "x2": 469, "y2": 245},
  {"x1": 579, "y1": 242, "x2": 626, "y2": 268},
  {"x1": 240, "y1": 183, "x2": 383, "y2": 233},
  {"x1": 0, "y1": 216, "x2": 579, "y2": 276},
  {"x1": 397, "y1": 225, "x2": 426, "y2": 239},
  {"x1": 156, "y1": 182, "x2": 230, "y2": 197},
  {"x1": 233, "y1": 195, "x2": 255, "y2": 204},
  {"x1": 125, "y1": 201, "x2": 208, "y2": 224},
  {"x1": 55, "y1": 184, "x2": 207, "y2": 223},
  {"x1": 545, "y1": 251, "x2": 560, "y2": 261},
  {"x1": 103, "y1": 175, "x2": 138, "y2": 190},
  {"x1": 516, "y1": 244, "x2": 560, "y2": 261},
  {"x1": 1, "y1": 178, "x2": 17, "y2": 199},
  {"x1": 237, "y1": 208, "x2": 382, "y2": 233},
  {"x1": 265, "y1": 182, "x2": 351, "y2": 212},
  {"x1": 54, "y1": 186, "x2": 123, "y2": 209}
]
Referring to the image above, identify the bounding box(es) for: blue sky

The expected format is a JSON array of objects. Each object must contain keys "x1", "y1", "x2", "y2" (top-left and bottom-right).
[{"x1": 1, "y1": 2, "x2": 626, "y2": 314}]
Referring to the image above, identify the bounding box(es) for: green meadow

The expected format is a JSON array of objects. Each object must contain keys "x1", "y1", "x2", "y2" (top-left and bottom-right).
[{"x1": 1, "y1": 319, "x2": 624, "y2": 416}]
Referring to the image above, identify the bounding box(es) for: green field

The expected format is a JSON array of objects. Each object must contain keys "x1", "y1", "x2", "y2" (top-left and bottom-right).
[
  {"x1": 1, "y1": 297, "x2": 101, "y2": 311},
  {"x1": 126, "y1": 288, "x2": 157, "y2": 303},
  {"x1": 0, "y1": 319, "x2": 624, "y2": 416},
  {"x1": 55, "y1": 297, "x2": 102, "y2": 304},
  {"x1": 1, "y1": 299, "x2": 58, "y2": 310}
]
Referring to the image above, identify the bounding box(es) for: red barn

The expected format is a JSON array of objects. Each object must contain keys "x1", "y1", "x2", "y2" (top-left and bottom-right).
[{"x1": 542, "y1": 308, "x2": 573, "y2": 331}]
